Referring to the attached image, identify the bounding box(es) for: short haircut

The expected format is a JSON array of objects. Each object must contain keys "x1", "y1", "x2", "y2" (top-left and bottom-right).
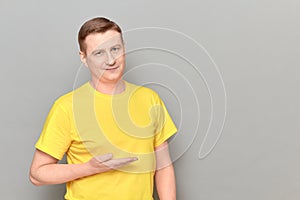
[{"x1": 78, "y1": 17, "x2": 122, "y2": 54}]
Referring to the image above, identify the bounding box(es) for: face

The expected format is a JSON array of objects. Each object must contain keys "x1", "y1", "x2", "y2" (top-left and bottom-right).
[{"x1": 80, "y1": 30, "x2": 125, "y2": 85}]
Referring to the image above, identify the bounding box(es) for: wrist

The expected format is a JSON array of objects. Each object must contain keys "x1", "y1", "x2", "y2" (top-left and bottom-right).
[{"x1": 80, "y1": 162, "x2": 98, "y2": 177}]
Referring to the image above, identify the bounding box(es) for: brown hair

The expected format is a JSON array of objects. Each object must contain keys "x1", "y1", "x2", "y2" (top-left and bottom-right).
[{"x1": 78, "y1": 17, "x2": 122, "y2": 53}]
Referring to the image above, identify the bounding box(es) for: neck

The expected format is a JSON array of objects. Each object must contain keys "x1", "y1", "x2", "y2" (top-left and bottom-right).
[{"x1": 90, "y1": 79, "x2": 125, "y2": 95}]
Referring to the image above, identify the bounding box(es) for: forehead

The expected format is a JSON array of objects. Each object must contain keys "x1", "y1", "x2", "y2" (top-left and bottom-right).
[{"x1": 84, "y1": 30, "x2": 123, "y2": 53}]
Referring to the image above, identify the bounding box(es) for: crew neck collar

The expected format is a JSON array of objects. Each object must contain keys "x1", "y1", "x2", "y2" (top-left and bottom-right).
[{"x1": 86, "y1": 81, "x2": 129, "y2": 99}]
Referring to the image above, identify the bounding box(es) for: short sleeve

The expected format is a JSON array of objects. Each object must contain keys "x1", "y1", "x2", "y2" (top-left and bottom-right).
[
  {"x1": 35, "y1": 101, "x2": 71, "y2": 160},
  {"x1": 153, "y1": 94, "x2": 177, "y2": 147}
]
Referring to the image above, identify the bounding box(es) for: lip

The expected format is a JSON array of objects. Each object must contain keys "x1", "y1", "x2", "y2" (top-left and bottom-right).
[{"x1": 105, "y1": 66, "x2": 119, "y2": 70}]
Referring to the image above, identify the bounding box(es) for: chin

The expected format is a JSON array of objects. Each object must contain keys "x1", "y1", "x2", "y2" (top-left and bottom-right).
[{"x1": 103, "y1": 75, "x2": 123, "y2": 83}]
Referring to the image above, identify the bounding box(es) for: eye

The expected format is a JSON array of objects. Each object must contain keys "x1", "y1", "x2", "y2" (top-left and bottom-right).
[
  {"x1": 95, "y1": 50, "x2": 104, "y2": 56},
  {"x1": 111, "y1": 46, "x2": 120, "y2": 52}
]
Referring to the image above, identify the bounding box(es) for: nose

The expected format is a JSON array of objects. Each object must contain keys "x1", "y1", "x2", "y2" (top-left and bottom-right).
[{"x1": 105, "y1": 52, "x2": 116, "y2": 66}]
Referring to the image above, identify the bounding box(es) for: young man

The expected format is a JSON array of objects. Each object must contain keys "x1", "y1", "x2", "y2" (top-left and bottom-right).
[{"x1": 30, "y1": 17, "x2": 177, "y2": 200}]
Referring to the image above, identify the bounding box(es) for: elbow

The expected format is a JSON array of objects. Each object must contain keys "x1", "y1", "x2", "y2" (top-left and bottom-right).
[
  {"x1": 29, "y1": 174, "x2": 43, "y2": 186},
  {"x1": 29, "y1": 170, "x2": 44, "y2": 186}
]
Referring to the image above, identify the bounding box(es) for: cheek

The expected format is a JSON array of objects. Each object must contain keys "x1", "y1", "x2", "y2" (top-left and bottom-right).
[
  {"x1": 87, "y1": 59, "x2": 106, "y2": 69},
  {"x1": 116, "y1": 55, "x2": 125, "y2": 65}
]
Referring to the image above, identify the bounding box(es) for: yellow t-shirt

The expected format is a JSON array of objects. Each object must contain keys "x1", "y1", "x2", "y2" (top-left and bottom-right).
[{"x1": 35, "y1": 81, "x2": 177, "y2": 200}]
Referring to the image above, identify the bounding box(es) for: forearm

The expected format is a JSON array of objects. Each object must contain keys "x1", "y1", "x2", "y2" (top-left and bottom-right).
[
  {"x1": 30, "y1": 162, "x2": 95, "y2": 186},
  {"x1": 155, "y1": 164, "x2": 176, "y2": 200},
  {"x1": 30, "y1": 152, "x2": 137, "y2": 186}
]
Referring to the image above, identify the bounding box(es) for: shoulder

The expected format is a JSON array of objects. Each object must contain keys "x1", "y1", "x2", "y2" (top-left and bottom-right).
[
  {"x1": 53, "y1": 82, "x2": 90, "y2": 110},
  {"x1": 125, "y1": 81, "x2": 163, "y2": 106},
  {"x1": 126, "y1": 81, "x2": 160, "y2": 98}
]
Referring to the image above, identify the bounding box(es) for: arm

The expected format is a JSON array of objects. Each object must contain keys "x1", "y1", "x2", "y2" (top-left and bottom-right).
[
  {"x1": 29, "y1": 149, "x2": 137, "y2": 186},
  {"x1": 155, "y1": 141, "x2": 176, "y2": 200}
]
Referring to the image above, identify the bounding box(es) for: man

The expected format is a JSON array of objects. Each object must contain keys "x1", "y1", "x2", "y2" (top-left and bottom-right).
[{"x1": 30, "y1": 17, "x2": 177, "y2": 200}]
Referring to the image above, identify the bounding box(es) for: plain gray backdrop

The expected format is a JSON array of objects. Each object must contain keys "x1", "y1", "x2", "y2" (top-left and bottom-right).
[{"x1": 1, "y1": 0, "x2": 300, "y2": 199}]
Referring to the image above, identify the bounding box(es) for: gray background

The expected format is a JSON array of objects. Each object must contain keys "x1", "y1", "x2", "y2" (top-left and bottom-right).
[{"x1": 1, "y1": 0, "x2": 300, "y2": 199}]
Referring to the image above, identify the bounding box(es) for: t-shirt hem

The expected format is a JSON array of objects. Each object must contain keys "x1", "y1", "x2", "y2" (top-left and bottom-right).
[
  {"x1": 155, "y1": 127, "x2": 178, "y2": 147},
  {"x1": 35, "y1": 143, "x2": 63, "y2": 160}
]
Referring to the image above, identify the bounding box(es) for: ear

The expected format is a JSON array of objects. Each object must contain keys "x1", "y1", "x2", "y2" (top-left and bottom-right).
[
  {"x1": 122, "y1": 41, "x2": 126, "y2": 52},
  {"x1": 79, "y1": 51, "x2": 88, "y2": 68}
]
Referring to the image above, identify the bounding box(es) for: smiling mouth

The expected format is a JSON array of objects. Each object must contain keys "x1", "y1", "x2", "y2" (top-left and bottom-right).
[{"x1": 105, "y1": 66, "x2": 119, "y2": 70}]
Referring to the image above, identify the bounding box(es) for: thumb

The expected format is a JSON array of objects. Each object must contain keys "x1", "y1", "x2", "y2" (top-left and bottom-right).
[{"x1": 95, "y1": 153, "x2": 113, "y2": 163}]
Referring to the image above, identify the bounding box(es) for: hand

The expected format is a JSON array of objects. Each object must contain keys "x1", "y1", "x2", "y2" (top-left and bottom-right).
[{"x1": 87, "y1": 153, "x2": 138, "y2": 174}]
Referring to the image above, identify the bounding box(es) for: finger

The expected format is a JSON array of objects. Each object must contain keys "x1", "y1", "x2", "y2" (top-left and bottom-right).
[
  {"x1": 106, "y1": 157, "x2": 138, "y2": 168},
  {"x1": 115, "y1": 157, "x2": 138, "y2": 164},
  {"x1": 95, "y1": 153, "x2": 113, "y2": 163}
]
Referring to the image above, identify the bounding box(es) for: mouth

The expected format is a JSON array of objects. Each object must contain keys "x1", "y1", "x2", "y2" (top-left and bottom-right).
[{"x1": 105, "y1": 66, "x2": 119, "y2": 71}]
